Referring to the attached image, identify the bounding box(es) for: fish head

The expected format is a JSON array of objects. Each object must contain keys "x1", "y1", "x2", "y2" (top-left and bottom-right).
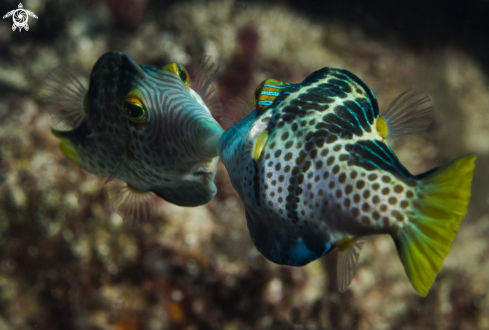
[{"x1": 83, "y1": 51, "x2": 223, "y2": 206}]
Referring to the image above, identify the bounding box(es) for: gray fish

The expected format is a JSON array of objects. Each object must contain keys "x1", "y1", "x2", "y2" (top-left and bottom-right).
[{"x1": 42, "y1": 51, "x2": 224, "y2": 225}]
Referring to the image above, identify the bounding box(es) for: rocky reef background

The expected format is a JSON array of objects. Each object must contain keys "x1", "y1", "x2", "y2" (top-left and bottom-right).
[{"x1": 1, "y1": 0, "x2": 489, "y2": 329}]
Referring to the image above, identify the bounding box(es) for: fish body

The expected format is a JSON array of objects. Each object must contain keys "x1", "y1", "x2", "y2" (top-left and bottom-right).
[
  {"x1": 44, "y1": 52, "x2": 224, "y2": 223},
  {"x1": 219, "y1": 67, "x2": 475, "y2": 295}
]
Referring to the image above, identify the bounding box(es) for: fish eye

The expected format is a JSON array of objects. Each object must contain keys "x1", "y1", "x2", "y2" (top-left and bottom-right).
[
  {"x1": 122, "y1": 97, "x2": 148, "y2": 122},
  {"x1": 162, "y1": 63, "x2": 190, "y2": 89},
  {"x1": 176, "y1": 64, "x2": 190, "y2": 88},
  {"x1": 253, "y1": 81, "x2": 265, "y2": 106},
  {"x1": 178, "y1": 65, "x2": 188, "y2": 82}
]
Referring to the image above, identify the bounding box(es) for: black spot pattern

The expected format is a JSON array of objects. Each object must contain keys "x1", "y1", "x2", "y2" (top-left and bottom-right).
[{"x1": 218, "y1": 66, "x2": 414, "y2": 268}]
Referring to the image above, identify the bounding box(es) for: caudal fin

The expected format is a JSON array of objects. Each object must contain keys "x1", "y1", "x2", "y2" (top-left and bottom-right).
[{"x1": 394, "y1": 154, "x2": 476, "y2": 295}]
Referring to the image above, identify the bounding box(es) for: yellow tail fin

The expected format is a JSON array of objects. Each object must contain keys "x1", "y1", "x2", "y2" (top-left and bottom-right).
[{"x1": 395, "y1": 154, "x2": 476, "y2": 295}]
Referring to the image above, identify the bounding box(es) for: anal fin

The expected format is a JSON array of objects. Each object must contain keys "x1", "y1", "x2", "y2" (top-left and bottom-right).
[{"x1": 336, "y1": 237, "x2": 365, "y2": 292}]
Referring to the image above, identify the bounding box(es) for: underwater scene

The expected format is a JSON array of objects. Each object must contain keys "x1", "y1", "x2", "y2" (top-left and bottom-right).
[{"x1": 1, "y1": 0, "x2": 489, "y2": 329}]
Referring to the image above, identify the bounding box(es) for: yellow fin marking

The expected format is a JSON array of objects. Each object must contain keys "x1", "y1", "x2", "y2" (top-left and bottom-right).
[
  {"x1": 83, "y1": 94, "x2": 89, "y2": 113},
  {"x1": 127, "y1": 185, "x2": 147, "y2": 194},
  {"x1": 252, "y1": 130, "x2": 268, "y2": 160},
  {"x1": 336, "y1": 237, "x2": 356, "y2": 252},
  {"x1": 376, "y1": 116, "x2": 389, "y2": 138},
  {"x1": 395, "y1": 154, "x2": 476, "y2": 296},
  {"x1": 57, "y1": 137, "x2": 83, "y2": 167}
]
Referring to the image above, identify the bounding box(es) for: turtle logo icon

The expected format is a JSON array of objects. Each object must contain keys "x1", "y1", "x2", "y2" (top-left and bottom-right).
[{"x1": 3, "y1": 3, "x2": 38, "y2": 32}]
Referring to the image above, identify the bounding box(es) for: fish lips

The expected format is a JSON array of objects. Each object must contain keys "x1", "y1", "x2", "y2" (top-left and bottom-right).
[{"x1": 151, "y1": 157, "x2": 219, "y2": 207}]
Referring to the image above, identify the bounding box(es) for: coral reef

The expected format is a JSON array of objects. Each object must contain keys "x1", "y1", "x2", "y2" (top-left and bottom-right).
[{"x1": 1, "y1": 0, "x2": 489, "y2": 329}]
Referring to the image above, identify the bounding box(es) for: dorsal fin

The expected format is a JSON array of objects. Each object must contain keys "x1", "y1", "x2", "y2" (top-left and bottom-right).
[
  {"x1": 191, "y1": 56, "x2": 222, "y2": 115},
  {"x1": 41, "y1": 67, "x2": 87, "y2": 130},
  {"x1": 221, "y1": 98, "x2": 252, "y2": 130},
  {"x1": 336, "y1": 237, "x2": 365, "y2": 292},
  {"x1": 378, "y1": 88, "x2": 433, "y2": 139}
]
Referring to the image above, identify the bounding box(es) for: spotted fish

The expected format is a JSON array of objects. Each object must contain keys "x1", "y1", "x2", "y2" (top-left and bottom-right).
[
  {"x1": 218, "y1": 67, "x2": 475, "y2": 295},
  {"x1": 42, "y1": 51, "x2": 224, "y2": 225}
]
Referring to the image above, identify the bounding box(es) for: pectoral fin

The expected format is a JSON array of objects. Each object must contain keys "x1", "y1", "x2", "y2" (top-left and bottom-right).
[
  {"x1": 41, "y1": 67, "x2": 87, "y2": 130},
  {"x1": 107, "y1": 183, "x2": 158, "y2": 227},
  {"x1": 191, "y1": 56, "x2": 222, "y2": 116}
]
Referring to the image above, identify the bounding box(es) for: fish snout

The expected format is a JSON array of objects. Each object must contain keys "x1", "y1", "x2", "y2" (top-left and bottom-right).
[{"x1": 194, "y1": 117, "x2": 224, "y2": 158}]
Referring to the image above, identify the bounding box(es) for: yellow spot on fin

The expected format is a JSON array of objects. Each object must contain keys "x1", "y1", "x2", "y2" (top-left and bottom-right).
[
  {"x1": 336, "y1": 238, "x2": 365, "y2": 292},
  {"x1": 337, "y1": 237, "x2": 355, "y2": 252},
  {"x1": 51, "y1": 130, "x2": 83, "y2": 167},
  {"x1": 83, "y1": 94, "x2": 89, "y2": 113},
  {"x1": 252, "y1": 130, "x2": 268, "y2": 160},
  {"x1": 395, "y1": 154, "x2": 476, "y2": 296},
  {"x1": 375, "y1": 116, "x2": 389, "y2": 139},
  {"x1": 127, "y1": 186, "x2": 147, "y2": 194},
  {"x1": 379, "y1": 88, "x2": 433, "y2": 139}
]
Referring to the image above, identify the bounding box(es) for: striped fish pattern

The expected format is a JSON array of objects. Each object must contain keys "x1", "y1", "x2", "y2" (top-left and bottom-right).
[
  {"x1": 219, "y1": 67, "x2": 475, "y2": 295},
  {"x1": 44, "y1": 52, "x2": 223, "y2": 224}
]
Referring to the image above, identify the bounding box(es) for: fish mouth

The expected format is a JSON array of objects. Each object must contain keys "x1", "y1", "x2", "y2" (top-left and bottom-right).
[
  {"x1": 151, "y1": 158, "x2": 219, "y2": 207},
  {"x1": 152, "y1": 179, "x2": 217, "y2": 207},
  {"x1": 191, "y1": 157, "x2": 219, "y2": 175}
]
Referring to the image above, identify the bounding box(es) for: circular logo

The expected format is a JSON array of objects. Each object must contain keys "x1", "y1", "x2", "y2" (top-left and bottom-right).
[
  {"x1": 13, "y1": 10, "x2": 28, "y2": 27},
  {"x1": 3, "y1": 3, "x2": 38, "y2": 32}
]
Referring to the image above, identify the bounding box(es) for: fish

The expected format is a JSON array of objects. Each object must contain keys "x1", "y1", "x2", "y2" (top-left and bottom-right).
[
  {"x1": 41, "y1": 51, "x2": 224, "y2": 225},
  {"x1": 218, "y1": 67, "x2": 476, "y2": 295}
]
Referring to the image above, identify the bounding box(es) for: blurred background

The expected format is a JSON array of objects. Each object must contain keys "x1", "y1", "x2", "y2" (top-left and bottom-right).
[{"x1": 1, "y1": 0, "x2": 489, "y2": 329}]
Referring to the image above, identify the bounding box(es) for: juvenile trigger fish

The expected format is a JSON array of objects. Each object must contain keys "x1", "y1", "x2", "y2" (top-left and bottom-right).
[
  {"x1": 42, "y1": 51, "x2": 224, "y2": 225},
  {"x1": 219, "y1": 68, "x2": 475, "y2": 295}
]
